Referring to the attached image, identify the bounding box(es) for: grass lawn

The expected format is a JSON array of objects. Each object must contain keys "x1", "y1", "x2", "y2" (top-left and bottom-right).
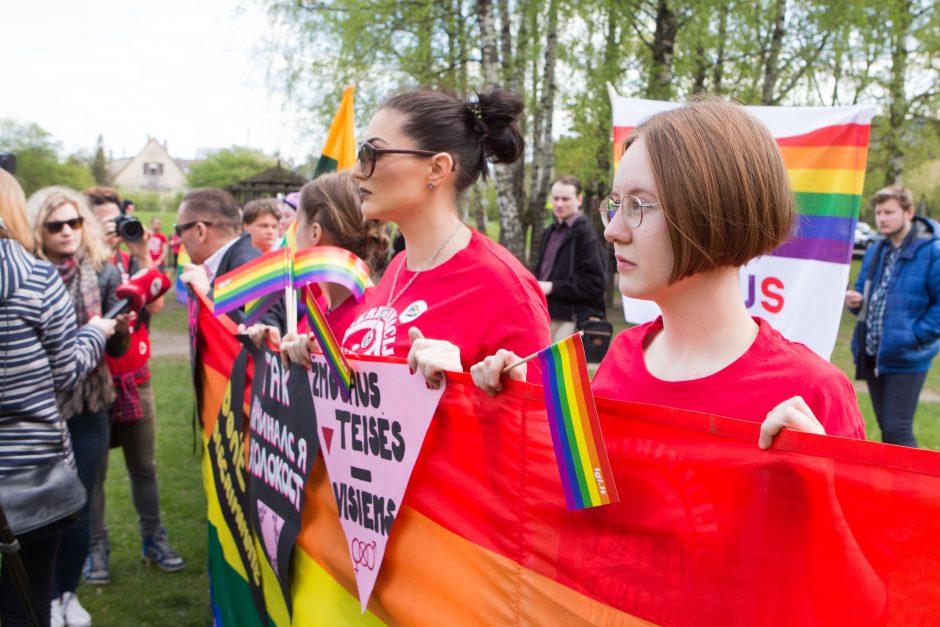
[{"x1": 77, "y1": 355, "x2": 211, "y2": 626}]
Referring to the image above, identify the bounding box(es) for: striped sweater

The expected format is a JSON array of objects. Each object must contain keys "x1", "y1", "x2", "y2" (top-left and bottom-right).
[{"x1": 0, "y1": 238, "x2": 106, "y2": 473}]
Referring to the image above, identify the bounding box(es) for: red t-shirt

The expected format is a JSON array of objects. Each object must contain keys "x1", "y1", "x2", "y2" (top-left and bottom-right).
[
  {"x1": 592, "y1": 317, "x2": 866, "y2": 439},
  {"x1": 149, "y1": 232, "x2": 167, "y2": 262},
  {"x1": 300, "y1": 285, "x2": 371, "y2": 341},
  {"x1": 342, "y1": 230, "x2": 550, "y2": 383},
  {"x1": 105, "y1": 251, "x2": 151, "y2": 381}
]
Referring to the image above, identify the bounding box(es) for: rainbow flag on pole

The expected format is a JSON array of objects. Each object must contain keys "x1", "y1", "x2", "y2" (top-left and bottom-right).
[
  {"x1": 293, "y1": 246, "x2": 370, "y2": 301},
  {"x1": 538, "y1": 332, "x2": 619, "y2": 510},
  {"x1": 302, "y1": 284, "x2": 352, "y2": 397},
  {"x1": 213, "y1": 248, "x2": 291, "y2": 318},
  {"x1": 314, "y1": 85, "x2": 356, "y2": 177}
]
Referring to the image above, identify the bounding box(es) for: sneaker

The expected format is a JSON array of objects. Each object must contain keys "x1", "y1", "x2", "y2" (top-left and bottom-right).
[
  {"x1": 84, "y1": 538, "x2": 111, "y2": 585},
  {"x1": 142, "y1": 527, "x2": 185, "y2": 572},
  {"x1": 50, "y1": 595, "x2": 64, "y2": 627},
  {"x1": 61, "y1": 591, "x2": 92, "y2": 627}
]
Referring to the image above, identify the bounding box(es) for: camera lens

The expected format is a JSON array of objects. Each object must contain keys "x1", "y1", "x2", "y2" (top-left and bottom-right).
[{"x1": 114, "y1": 215, "x2": 144, "y2": 242}]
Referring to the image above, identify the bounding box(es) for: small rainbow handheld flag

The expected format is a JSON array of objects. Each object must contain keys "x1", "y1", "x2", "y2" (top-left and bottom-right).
[
  {"x1": 293, "y1": 246, "x2": 371, "y2": 301},
  {"x1": 213, "y1": 247, "x2": 290, "y2": 318},
  {"x1": 538, "y1": 332, "x2": 619, "y2": 510},
  {"x1": 175, "y1": 245, "x2": 190, "y2": 304},
  {"x1": 303, "y1": 284, "x2": 353, "y2": 398}
]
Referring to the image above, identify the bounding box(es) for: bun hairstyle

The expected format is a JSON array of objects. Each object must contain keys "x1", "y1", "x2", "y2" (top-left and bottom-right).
[
  {"x1": 299, "y1": 171, "x2": 390, "y2": 275},
  {"x1": 380, "y1": 87, "x2": 525, "y2": 192}
]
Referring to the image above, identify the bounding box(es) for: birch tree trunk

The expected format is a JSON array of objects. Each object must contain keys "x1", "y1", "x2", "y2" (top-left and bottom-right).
[
  {"x1": 884, "y1": 0, "x2": 912, "y2": 186},
  {"x1": 476, "y1": 0, "x2": 526, "y2": 260},
  {"x1": 526, "y1": 0, "x2": 559, "y2": 266},
  {"x1": 646, "y1": 0, "x2": 678, "y2": 99},
  {"x1": 761, "y1": 0, "x2": 787, "y2": 105}
]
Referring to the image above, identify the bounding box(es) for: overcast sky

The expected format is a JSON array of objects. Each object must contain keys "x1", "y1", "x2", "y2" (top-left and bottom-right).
[{"x1": 1, "y1": 0, "x2": 314, "y2": 162}]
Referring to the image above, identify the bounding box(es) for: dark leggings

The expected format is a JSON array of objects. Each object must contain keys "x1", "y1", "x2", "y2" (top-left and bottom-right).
[{"x1": 0, "y1": 517, "x2": 69, "y2": 627}]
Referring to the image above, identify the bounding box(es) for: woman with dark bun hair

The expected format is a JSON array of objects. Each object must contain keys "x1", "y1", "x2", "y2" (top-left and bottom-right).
[{"x1": 281, "y1": 88, "x2": 550, "y2": 384}]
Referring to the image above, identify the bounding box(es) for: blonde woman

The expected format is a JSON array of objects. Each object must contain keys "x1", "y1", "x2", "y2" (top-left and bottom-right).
[
  {"x1": 27, "y1": 186, "x2": 126, "y2": 627},
  {"x1": 0, "y1": 173, "x2": 116, "y2": 627}
]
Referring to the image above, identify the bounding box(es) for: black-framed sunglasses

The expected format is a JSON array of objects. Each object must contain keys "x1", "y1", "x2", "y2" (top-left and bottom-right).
[
  {"x1": 43, "y1": 217, "x2": 84, "y2": 234},
  {"x1": 356, "y1": 141, "x2": 444, "y2": 178},
  {"x1": 598, "y1": 195, "x2": 662, "y2": 229},
  {"x1": 173, "y1": 220, "x2": 213, "y2": 236}
]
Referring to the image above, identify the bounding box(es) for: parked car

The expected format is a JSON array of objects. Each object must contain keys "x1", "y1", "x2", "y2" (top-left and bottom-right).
[{"x1": 854, "y1": 221, "x2": 877, "y2": 252}]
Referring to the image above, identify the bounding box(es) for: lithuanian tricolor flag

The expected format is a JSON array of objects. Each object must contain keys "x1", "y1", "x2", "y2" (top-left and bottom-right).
[{"x1": 314, "y1": 85, "x2": 356, "y2": 177}]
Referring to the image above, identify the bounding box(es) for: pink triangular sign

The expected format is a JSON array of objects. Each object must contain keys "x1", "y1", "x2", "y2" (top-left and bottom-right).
[
  {"x1": 256, "y1": 499, "x2": 285, "y2": 575},
  {"x1": 308, "y1": 356, "x2": 445, "y2": 612},
  {"x1": 321, "y1": 426, "x2": 334, "y2": 454}
]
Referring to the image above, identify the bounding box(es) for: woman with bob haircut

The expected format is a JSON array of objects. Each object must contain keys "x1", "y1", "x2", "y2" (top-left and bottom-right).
[
  {"x1": 467, "y1": 99, "x2": 865, "y2": 447},
  {"x1": 27, "y1": 186, "x2": 128, "y2": 626},
  {"x1": 281, "y1": 88, "x2": 550, "y2": 383}
]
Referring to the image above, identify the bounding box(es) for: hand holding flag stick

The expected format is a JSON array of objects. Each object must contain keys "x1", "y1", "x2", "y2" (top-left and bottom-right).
[{"x1": 474, "y1": 331, "x2": 618, "y2": 510}]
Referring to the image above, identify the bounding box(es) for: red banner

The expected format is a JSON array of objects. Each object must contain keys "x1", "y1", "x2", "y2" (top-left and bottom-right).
[{"x1": 194, "y1": 291, "x2": 940, "y2": 625}]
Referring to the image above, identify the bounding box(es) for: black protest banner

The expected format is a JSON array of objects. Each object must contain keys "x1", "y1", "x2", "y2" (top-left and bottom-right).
[
  {"x1": 207, "y1": 346, "x2": 267, "y2": 623},
  {"x1": 245, "y1": 344, "x2": 320, "y2": 616}
]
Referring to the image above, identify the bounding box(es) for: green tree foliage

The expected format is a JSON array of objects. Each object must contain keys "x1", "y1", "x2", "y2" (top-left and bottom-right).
[
  {"x1": 264, "y1": 0, "x2": 940, "y2": 248},
  {"x1": 92, "y1": 134, "x2": 110, "y2": 185},
  {"x1": 0, "y1": 119, "x2": 95, "y2": 196},
  {"x1": 184, "y1": 147, "x2": 277, "y2": 189}
]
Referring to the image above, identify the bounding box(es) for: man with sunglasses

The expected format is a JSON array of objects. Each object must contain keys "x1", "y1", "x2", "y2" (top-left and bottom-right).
[
  {"x1": 176, "y1": 188, "x2": 262, "y2": 321},
  {"x1": 534, "y1": 175, "x2": 608, "y2": 343}
]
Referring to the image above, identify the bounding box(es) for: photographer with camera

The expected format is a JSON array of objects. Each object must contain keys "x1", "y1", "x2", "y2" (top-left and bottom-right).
[{"x1": 82, "y1": 188, "x2": 184, "y2": 590}]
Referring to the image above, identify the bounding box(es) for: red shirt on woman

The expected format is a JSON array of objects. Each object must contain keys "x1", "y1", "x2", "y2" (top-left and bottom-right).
[
  {"x1": 342, "y1": 230, "x2": 551, "y2": 383},
  {"x1": 592, "y1": 317, "x2": 866, "y2": 439}
]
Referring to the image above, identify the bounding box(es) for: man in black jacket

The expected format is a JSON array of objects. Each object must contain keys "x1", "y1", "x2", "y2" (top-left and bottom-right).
[
  {"x1": 535, "y1": 175, "x2": 608, "y2": 341},
  {"x1": 176, "y1": 188, "x2": 261, "y2": 322}
]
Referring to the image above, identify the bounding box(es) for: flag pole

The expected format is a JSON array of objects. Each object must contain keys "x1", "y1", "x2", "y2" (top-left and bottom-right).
[
  {"x1": 286, "y1": 248, "x2": 297, "y2": 335},
  {"x1": 501, "y1": 330, "x2": 583, "y2": 374}
]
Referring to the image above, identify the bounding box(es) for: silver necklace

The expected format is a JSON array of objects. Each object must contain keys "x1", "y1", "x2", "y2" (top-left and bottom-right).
[{"x1": 386, "y1": 222, "x2": 463, "y2": 309}]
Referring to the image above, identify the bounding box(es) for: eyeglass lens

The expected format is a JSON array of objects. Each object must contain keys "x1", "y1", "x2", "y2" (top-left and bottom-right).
[{"x1": 44, "y1": 218, "x2": 83, "y2": 233}]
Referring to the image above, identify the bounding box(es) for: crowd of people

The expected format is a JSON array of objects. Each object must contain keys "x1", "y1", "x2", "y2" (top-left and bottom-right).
[{"x1": 1, "y1": 86, "x2": 939, "y2": 626}]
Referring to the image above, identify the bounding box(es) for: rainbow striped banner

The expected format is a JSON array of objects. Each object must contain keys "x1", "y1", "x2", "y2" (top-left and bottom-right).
[
  {"x1": 302, "y1": 284, "x2": 353, "y2": 397},
  {"x1": 213, "y1": 247, "x2": 291, "y2": 317},
  {"x1": 242, "y1": 292, "x2": 282, "y2": 326},
  {"x1": 175, "y1": 245, "x2": 190, "y2": 304},
  {"x1": 538, "y1": 332, "x2": 619, "y2": 510},
  {"x1": 609, "y1": 90, "x2": 876, "y2": 359},
  {"x1": 293, "y1": 246, "x2": 370, "y2": 301}
]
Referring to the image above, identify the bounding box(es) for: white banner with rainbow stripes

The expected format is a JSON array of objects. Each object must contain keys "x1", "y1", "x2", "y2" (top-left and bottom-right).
[{"x1": 609, "y1": 88, "x2": 876, "y2": 359}]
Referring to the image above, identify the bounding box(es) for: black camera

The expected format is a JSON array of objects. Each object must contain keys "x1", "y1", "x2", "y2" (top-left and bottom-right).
[
  {"x1": 113, "y1": 214, "x2": 144, "y2": 242},
  {"x1": 0, "y1": 152, "x2": 15, "y2": 175}
]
